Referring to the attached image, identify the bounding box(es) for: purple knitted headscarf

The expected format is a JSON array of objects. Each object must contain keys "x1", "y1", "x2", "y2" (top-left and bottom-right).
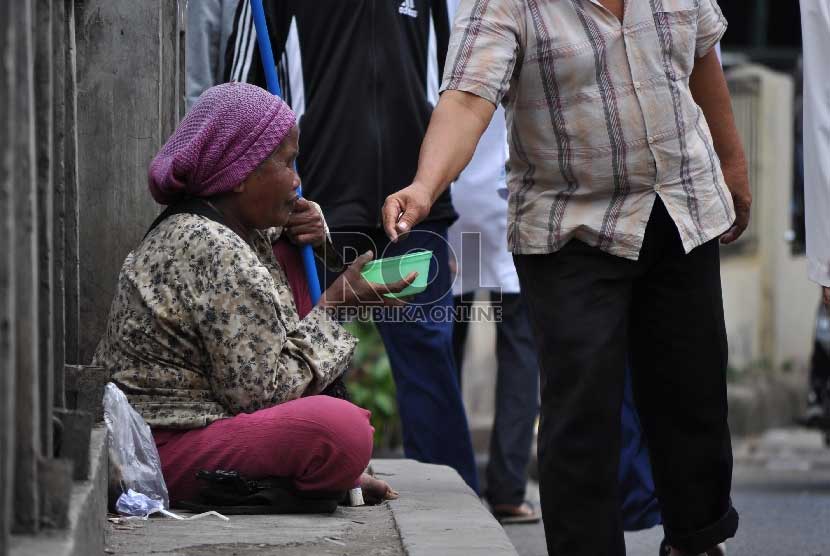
[{"x1": 148, "y1": 82, "x2": 296, "y2": 205}]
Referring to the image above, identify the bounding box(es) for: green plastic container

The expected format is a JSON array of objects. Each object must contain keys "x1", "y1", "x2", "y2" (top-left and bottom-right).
[{"x1": 360, "y1": 250, "x2": 433, "y2": 298}]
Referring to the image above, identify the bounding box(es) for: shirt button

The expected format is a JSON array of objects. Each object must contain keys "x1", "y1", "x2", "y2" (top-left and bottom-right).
[
  {"x1": 654, "y1": 184, "x2": 662, "y2": 192},
  {"x1": 634, "y1": 81, "x2": 642, "y2": 90},
  {"x1": 647, "y1": 136, "x2": 655, "y2": 144}
]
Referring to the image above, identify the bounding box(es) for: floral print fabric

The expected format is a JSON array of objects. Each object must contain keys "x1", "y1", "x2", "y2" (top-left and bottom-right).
[{"x1": 93, "y1": 213, "x2": 356, "y2": 429}]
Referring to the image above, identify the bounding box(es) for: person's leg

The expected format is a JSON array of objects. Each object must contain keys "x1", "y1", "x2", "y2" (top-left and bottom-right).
[
  {"x1": 154, "y1": 396, "x2": 374, "y2": 504},
  {"x1": 514, "y1": 242, "x2": 636, "y2": 556},
  {"x1": 619, "y1": 365, "x2": 662, "y2": 531},
  {"x1": 452, "y1": 295, "x2": 473, "y2": 386},
  {"x1": 806, "y1": 303, "x2": 830, "y2": 420},
  {"x1": 628, "y1": 201, "x2": 738, "y2": 554},
  {"x1": 372, "y1": 222, "x2": 480, "y2": 493},
  {"x1": 486, "y1": 292, "x2": 540, "y2": 511}
]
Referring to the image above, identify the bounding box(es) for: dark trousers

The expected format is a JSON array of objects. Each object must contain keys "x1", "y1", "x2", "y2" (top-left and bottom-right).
[
  {"x1": 453, "y1": 292, "x2": 540, "y2": 506},
  {"x1": 322, "y1": 222, "x2": 480, "y2": 494},
  {"x1": 513, "y1": 199, "x2": 738, "y2": 555},
  {"x1": 809, "y1": 303, "x2": 830, "y2": 403}
]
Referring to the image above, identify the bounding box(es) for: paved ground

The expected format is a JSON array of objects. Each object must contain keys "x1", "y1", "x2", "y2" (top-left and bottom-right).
[
  {"x1": 106, "y1": 504, "x2": 404, "y2": 556},
  {"x1": 106, "y1": 459, "x2": 517, "y2": 556},
  {"x1": 105, "y1": 429, "x2": 830, "y2": 556},
  {"x1": 506, "y1": 428, "x2": 830, "y2": 556}
]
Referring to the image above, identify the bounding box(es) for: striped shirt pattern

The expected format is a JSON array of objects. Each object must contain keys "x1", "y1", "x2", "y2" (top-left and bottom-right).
[{"x1": 441, "y1": 0, "x2": 734, "y2": 259}]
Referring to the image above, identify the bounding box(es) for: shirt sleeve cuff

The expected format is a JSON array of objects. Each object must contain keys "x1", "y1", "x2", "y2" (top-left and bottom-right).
[
  {"x1": 696, "y1": 20, "x2": 727, "y2": 58},
  {"x1": 440, "y1": 78, "x2": 502, "y2": 107}
]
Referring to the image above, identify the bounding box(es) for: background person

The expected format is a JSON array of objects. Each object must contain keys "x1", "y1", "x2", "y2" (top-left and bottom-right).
[
  {"x1": 449, "y1": 104, "x2": 540, "y2": 523},
  {"x1": 800, "y1": 0, "x2": 830, "y2": 306}
]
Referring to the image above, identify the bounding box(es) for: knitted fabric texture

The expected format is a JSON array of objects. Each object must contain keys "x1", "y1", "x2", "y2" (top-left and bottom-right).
[{"x1": 149, "y1": 82, "x2": 296, "y2": 205}]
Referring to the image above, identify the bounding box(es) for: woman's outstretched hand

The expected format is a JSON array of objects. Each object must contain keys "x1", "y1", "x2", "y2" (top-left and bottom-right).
[{"x1": 319, "y1": 251, "x2": 417, "y2": 309}]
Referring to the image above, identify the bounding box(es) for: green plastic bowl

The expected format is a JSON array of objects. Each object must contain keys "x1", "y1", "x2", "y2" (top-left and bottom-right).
[{"x1": 360, "y1": 250, "x2": 432, "y2": 298}]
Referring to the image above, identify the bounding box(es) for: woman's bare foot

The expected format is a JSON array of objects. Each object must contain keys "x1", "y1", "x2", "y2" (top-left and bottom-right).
[{"x1": 359, "y1": 473, "x2": 399, "y2": 505}]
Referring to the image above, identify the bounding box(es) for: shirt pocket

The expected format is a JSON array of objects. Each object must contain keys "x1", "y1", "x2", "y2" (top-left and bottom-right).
[{"x1": 653, "y1": 0, "x2": 698, "y2": 79}]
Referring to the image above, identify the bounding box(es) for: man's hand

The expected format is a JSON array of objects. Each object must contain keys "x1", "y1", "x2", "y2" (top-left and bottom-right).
[
  {"x1": 382, "y1": 183, "x2": 433, "y2": 242},
  {"x1": 719, "y1": 161, "x2": 752, "y2": 244},
  {"x1": 382, "y1": 90, "x2": 496, "y2": 242},
  {"x1": 285, "y1": 198, "x2": 326, "y2": 247},
  {"x1": 319, "y1": 251, "x2": 418, "y2": 308}
]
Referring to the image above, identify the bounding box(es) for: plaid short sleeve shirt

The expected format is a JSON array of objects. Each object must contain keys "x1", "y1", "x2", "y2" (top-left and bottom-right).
[{"x1": 441, "y1": 0, "x2": 734, "y2": 259}]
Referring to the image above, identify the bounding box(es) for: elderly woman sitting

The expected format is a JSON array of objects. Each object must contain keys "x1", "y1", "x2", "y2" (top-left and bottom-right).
[{"x1": 94, "y1": 83, "x2": 411, "y2": 507}]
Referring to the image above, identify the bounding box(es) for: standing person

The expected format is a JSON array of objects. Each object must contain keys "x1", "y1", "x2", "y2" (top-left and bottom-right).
[
  {"x1": 383, "y1": 1, "x2": 750, "y2": 555},
  {"x1": 801, "y1": 0, "x2": 830, "y2": 308},
  {"x1": 449, "y1": 104, "x2": 541, "y2": 523},
  {"x1": 799, "y1": 0, "x2": 830, "y2": 441},
  {"x1": 223, "y1": 0, "x2": 479, "y2": 493},
  {"x1": 449, "y1": 88, "x2": 661, "y2": 534}
]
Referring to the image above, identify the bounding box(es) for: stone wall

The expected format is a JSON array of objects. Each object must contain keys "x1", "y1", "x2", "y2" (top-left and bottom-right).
[{"x1": 0, "y1": 1, "x2": 184, "y2": 551}]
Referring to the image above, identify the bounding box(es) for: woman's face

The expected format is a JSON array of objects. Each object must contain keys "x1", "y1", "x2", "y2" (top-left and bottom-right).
[{"x1": 236, "y1": 126, "x2": 301, "y2": 229}]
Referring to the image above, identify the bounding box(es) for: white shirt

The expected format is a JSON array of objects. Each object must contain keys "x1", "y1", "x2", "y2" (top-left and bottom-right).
[{"x1": 801, "y1": 0, "x2": 830, "y2": 287}]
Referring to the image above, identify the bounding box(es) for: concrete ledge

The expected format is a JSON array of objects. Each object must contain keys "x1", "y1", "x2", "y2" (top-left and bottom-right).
[
  {"x1": 372, "y1": 459, "x2": 518, "y2": 556},
  {"x1": 10, "y1": 427, "x2": 107, "y2": 556}
]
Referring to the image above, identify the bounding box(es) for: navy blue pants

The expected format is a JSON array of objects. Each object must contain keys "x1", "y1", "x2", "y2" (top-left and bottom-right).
[
  {"x1": 620, "y1": 367, "x2": 661, "y2": 531},
  {"x1": 321, "y1": 222, "x2": 480, "y2": 493}
]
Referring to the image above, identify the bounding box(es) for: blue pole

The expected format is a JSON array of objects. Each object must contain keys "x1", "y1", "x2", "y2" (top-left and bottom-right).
[{"x1": 250, "y1": 0, "x2": 323, "y2": 305}]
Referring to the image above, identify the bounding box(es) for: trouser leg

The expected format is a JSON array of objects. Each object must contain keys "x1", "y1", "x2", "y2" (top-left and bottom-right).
[
  {"x1": 514, "y1": 241, "x2": 635, "y2": 556},
  {"x1": 154, "y1": 396, "x2": 373, "y2": 505},
  {"x1": 628, "y1": 204, "x2": 737, "y2": 553},
  {"x1": 453, "y1": 295, "x2": 473, "y2": 386},
  {"x1": 324, "y1": 224, "x2": 479, "y2": 493},
  {"x1": 371, "y1": 223, "x2": 480, "y2": 493},
  {"x1": 485, "y1": 292, "x2": 540, "y2": 507}
]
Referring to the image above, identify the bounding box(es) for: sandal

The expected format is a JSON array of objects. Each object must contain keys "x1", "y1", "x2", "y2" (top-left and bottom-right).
[{"x1": 491, "y1": 501, "x2": 541, "y2": 524}]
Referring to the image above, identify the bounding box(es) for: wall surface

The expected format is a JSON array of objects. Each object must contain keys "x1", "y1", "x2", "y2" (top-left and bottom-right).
[
  {"x1": 73, "y1": 0, "x2": 183, "y2": 363},
  {"x1": 0, "y1": 0, "x2": 185, "y2": 550}
]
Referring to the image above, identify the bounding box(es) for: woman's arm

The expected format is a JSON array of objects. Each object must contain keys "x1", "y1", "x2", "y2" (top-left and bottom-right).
[{"x1": 198, "y1": 235, "x2": 356, "y2": 414}]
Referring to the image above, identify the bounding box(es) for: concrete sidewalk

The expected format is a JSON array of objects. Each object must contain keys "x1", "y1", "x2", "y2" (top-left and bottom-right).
[{"x1": 106, "y1": 459, "x2": 518, "y2": 556}]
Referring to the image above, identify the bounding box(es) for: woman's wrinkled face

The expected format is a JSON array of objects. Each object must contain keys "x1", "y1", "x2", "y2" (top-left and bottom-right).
[{"x1": 237, "y1": 126, "x2": 301, "y2": 229}]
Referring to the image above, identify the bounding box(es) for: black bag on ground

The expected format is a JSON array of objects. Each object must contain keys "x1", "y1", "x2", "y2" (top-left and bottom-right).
[{"x1": 176, "y1": 469, "x2": 343, "y2": 515}]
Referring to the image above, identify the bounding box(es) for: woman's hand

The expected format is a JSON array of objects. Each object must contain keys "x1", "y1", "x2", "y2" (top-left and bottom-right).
[
  {"x1": 319, "y1": 251, "x2": 417, "y2": 309},
  {"x1": 285, "y1": 198, "x2": 326, "y2": 247}
]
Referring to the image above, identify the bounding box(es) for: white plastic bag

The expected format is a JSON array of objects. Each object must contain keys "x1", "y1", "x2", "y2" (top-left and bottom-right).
[{"x1": 103, "y1": 382, "x2": 170, "y2": 510}]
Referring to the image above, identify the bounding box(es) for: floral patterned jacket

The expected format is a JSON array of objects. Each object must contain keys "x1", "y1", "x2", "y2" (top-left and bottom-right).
[{"x1": 93, "y1": 210, "x2": 356, "y2": 429}]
